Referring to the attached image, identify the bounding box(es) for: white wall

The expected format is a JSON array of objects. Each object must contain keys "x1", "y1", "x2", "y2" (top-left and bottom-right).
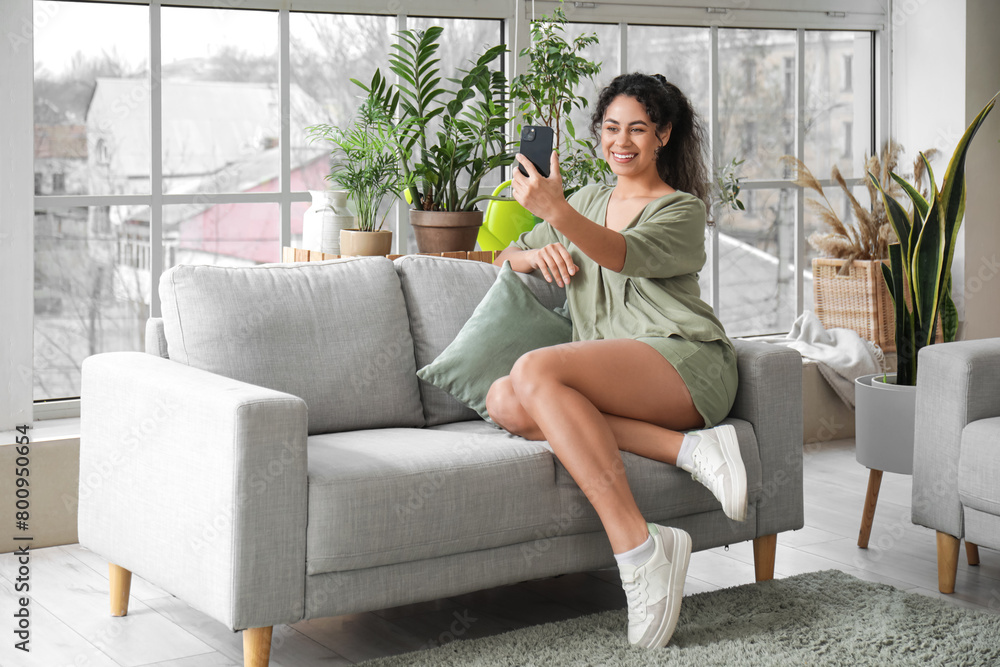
[
  {"x1": 962, "y1": 0, "x2": 1000, "y2": 340},
  {"x1": 892, "y1": 0, "x2": 1000, "y2": 340},
  {"x1": 0, "y1": 0, "x2": 35, "y2": 434}
]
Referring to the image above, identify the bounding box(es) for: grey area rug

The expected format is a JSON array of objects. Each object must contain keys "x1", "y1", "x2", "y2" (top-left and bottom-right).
[{"x1": 359, "y1": 570, "x2": 1000, "y2": 666}]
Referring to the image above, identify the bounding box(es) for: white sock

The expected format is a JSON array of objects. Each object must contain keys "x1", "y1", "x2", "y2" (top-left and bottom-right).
[
  {"x1": 614, "y1": 533, "x2": 655, "y2": 567},
  {"x1": 676, "y1": 433, "x2": 702, "y2": 471}
]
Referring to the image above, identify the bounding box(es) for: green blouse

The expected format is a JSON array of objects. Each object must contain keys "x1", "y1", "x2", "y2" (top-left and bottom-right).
[{"x1": 512, "y1": 183, "x2": 732, "y2": 348}]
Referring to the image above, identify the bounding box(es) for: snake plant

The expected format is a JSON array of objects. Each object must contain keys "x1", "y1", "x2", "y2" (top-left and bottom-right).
[{"x1": 869, "y1": 93, "x2": 996, "y2": 386}]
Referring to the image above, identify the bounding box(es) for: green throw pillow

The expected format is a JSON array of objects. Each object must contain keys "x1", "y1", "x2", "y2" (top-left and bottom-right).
[{"x1": 416, "y1": 261, "x2": 573, "y2": 421}]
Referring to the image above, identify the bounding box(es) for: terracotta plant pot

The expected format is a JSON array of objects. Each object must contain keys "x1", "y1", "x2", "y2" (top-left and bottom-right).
[
  {"x1": 410, "y1": 210, "x2": 483, "y2": 253},
  {"x1": 339, "y1": 229, "x2": 392, "y2": 257}
]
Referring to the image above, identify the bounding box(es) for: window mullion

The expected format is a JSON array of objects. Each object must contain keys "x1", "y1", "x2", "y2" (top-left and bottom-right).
[
  {"x1": 709, "y1": 25, "x2": 720, "y2": 313},
  {"x1": 618, "y1": 21, "x2": 627, "y2": 75},
  {"x1": 876, "y1": 18, "x2": 890, "y2": 155},
  {"x1": 395, "y1": 12, "x2": 409, "y2": 254},
  {"x1": 279, "y1": 8, "x2": 291, "y2": 253},
  {"x1": 1, "y1": 0, "x2": 34, "y2": 428},
  {"x1": 150, "y1": 0, "x2": 164, "y2": 318},
  {"x1": 794, "y1": 27, "x2": 805, "y2": 318}
]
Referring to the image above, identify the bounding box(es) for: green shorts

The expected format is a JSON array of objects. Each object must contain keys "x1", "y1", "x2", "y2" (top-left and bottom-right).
[{"x1": 637, "y1": 335, "x2": 738, "y2": 428}]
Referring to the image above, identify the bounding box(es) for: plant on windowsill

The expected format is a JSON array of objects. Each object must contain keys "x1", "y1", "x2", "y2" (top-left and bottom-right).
[
  {"x1": 781, "y1": 143, "x2": 938, "y2": 353},
  {"x1": 475, "y1": 3, "x2": 611, "y2": 252},
  {"x1": 307, "y1": 88, "x2": 417, "y2": 257},
  {"x1": 710, "y1": 157, "x2": 746, "y2": 224},
  {"x1": 870, "y1": 93, "x2": 996, "y2": 386},
  {"x1": 510, "y1": 3, "x2": 610, "y2": 200},
  {"x1": 356, "y1": 26, "x2": 516, "y2": 253}
]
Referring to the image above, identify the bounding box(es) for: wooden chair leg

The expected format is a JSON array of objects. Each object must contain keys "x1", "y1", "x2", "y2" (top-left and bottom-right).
[
  {"x1": 966, "y1": 541, "x2": 980, "y2": 566},
  {"x1": 857, "y1": 469, "x2": 883, "y2": 549},
  {"x1": 936, "y1": 531, "x2": 960, "y2": 594},
  {"x1": 243, "y1": 626, "x2": 273, "y2": 667},
  {"x1": 109, "y1": 563, "x2": 132, "y2": 617},
  {"x1": 753, "y1": 533, "x2": 777, "y2": 582}
]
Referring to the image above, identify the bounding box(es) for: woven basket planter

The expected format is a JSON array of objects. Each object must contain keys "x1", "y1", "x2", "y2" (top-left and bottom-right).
[
  {"x1": 812, "y1": 258, "x2": 897, "y2": 352},
  {"x1": 812, "y1": 257, "x2": 945, "y2": 353}
]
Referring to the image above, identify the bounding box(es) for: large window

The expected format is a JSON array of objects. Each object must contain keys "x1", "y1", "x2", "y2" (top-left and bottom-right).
[
  {"x1": 33, "y1": 1, "x2": 150, "y2": 402},
  {"x1": 31, "y1": 2, "x2": 508, "y2": 401},
  {"x1": 28, "y1": 1, "x2": 884, "y2": 405}
]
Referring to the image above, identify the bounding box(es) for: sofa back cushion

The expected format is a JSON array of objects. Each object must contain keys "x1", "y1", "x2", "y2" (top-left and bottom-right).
[
  {"x1": 160, "y1": 257, "x2": 425, "y2": 434},
  {"x1": 394, "y1": 255, "x2": 566, "y2": 425}
]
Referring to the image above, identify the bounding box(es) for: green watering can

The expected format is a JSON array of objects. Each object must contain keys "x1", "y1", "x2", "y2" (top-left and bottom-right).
[{"x1": 477, "y1": 180, "x2": 539, "y2": 251}]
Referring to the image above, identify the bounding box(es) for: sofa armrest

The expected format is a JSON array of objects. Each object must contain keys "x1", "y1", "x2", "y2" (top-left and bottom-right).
[
  {"x1": 730, "y1": 339, "x2": 804, "y2": 538},
  {"x1": 79, "y1": 352, "x2": 308, "y2": 631},
  {"x1": 912, "y1": 338, "x2": 1000, "y2": 536}
]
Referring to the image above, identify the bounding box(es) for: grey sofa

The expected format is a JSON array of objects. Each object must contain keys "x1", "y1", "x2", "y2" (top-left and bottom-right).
[
  {"x1": 79, "y1": 255, "x2": 804, "y2": 667},
  {"x1": 911, "y1": 338, "x2": 1000, "y2": 593}
]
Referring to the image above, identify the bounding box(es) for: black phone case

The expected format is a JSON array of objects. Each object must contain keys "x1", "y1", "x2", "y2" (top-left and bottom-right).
[{"x1": 518, "y1": 125, "x2": 554, "y2": 178}]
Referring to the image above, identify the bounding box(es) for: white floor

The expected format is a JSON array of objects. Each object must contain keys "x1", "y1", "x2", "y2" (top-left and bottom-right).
[{"x1": 2, "y1": 437, "x2": 998, "y2": 667}]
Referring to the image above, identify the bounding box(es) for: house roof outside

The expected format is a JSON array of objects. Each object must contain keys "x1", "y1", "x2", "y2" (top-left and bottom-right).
[
  {"x1": 86, "y1": 77, "x2": 327, "y2": 180},
  {"x1": 86, "y1": 78, "x2": 330, "y2": 228}
]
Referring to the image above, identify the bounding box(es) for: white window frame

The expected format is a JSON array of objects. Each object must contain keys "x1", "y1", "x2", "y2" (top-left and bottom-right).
[{"x1": 7, "y1": 0, "x2": 889, "y2": 425}]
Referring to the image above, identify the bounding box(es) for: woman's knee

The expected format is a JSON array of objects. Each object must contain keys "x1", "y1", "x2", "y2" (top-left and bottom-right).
[
  {"x1": 509, "y1": 347, "x2": 563, "y2": 398},
  {"x1": 486, "y1": 376, "x2": 543, "y2": 439}
]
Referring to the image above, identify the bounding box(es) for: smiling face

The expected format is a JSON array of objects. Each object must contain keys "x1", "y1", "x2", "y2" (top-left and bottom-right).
[{"x1": 600, "y1": 94, "x2": 671, "y2": 181}]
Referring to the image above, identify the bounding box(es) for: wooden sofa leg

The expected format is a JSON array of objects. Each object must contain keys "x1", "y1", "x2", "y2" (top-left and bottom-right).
[
  {"x1": 753, "y1": 534, "x2": 777, "y2": 582},
  {"x1": 243, "y1": 626, "x2": 273, "y2": 667},
  {"x1": 936, "y1": 531, "x2": 960, "y2": 593},
  {"x1": 966, "y1": 541, "x2": 980, "y2": 566},
  {"x1": 109, "y1": 564, "x2": 132, "y2": 617}
]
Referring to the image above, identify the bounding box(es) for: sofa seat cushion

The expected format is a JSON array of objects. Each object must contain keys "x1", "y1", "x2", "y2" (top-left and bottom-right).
[
  {"x1": 305, "y1": 422, "x2": 560, "y2": 575},
  {"x1": 394, "y1": 255, "x2": 566, "y2": 426},
  {"x1": 958, "y1": 417, "x2": 1000, "y2": 515},
  {"x1": 159, "y1": 257, "x2": 424, "y2": 435},
  {"x1": 305, "y1": 419, "x2": 762, "y2": 576}
]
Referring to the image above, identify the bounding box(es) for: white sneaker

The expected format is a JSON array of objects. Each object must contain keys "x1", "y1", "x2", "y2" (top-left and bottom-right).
[
  {"x1": 617, "y1": 524, "x2": 692, "y2": 648},
  {"x1": 681, "y1": 424, "x2": 748, "y2": 522}
]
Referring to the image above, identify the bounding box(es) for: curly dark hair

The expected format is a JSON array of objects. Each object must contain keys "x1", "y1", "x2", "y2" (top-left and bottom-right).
[{"x1": 590, "y1": 73, "x2": 710, "y2": 212}]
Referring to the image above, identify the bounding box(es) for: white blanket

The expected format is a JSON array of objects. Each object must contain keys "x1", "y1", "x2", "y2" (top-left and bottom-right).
[{"x1": 756, "y1": 311, "x2": 885, "y2": 410}]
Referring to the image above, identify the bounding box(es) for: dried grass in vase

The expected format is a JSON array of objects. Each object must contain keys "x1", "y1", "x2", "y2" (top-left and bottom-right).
[{"x1": 781, "y1": 142, "x2": 937, "y2": 275}]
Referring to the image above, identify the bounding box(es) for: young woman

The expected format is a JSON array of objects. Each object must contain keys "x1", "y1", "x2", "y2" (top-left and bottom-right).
[{"x1": 487, "y1": 73, "x2": 746, "y2": 649}]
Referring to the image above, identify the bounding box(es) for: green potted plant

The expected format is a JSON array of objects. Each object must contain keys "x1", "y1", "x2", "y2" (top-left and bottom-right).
[
  {"x1": 471, "y1": 3, "x2": 610, "y2": 253},
  {"x1": 871, "y1": 93, "x2": 996, "y2": 386},
  {"x1": 307, "y1": 85, "x2": 416, "y2": 256},
  {"x1": 509, "y1": 3, "x2": 611, "y2": 199},
  {"x1": 852, "y1": 94, "x2": 995, "y2": 533},
  {"x1": 356, "y1": 26, "x2": 516, "y2": 253}
]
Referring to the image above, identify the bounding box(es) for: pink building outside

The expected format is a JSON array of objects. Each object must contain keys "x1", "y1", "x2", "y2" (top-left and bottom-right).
[{"x1": 168, "y1": 148, "x2": 329, "y2": 265}]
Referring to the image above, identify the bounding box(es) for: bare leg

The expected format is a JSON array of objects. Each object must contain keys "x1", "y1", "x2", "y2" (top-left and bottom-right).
[
  {"x1": 488, "y1": 378, "x2": 690, "y2": 464},
  {"x1": 490, "y1": 340, "x2": 703, "y2": 553}
]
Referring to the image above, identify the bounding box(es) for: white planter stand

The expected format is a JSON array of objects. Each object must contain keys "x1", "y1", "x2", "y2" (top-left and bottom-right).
[{"x1": 854, "y1": 372, "x2": 917, "y2": 549}]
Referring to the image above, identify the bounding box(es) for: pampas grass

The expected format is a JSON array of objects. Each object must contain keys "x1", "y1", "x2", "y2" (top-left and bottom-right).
[{"x1": 782, "y1": 142, "x2": 938, "y2": 275}]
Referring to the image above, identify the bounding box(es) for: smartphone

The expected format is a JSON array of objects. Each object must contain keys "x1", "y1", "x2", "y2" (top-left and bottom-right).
[{"x1": 518, "y1": 125, "x2": 554, "y2": 178}]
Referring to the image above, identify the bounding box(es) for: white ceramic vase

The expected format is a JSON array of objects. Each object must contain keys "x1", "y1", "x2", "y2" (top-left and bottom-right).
[{"x1": 302, "y1": 190, "x2": 355, "y2": 255}]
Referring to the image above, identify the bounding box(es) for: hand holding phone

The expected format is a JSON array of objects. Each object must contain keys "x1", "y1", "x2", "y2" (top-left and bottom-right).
[{"x1": 518, "y1": 125, "x2": 554, "y2": 178}]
